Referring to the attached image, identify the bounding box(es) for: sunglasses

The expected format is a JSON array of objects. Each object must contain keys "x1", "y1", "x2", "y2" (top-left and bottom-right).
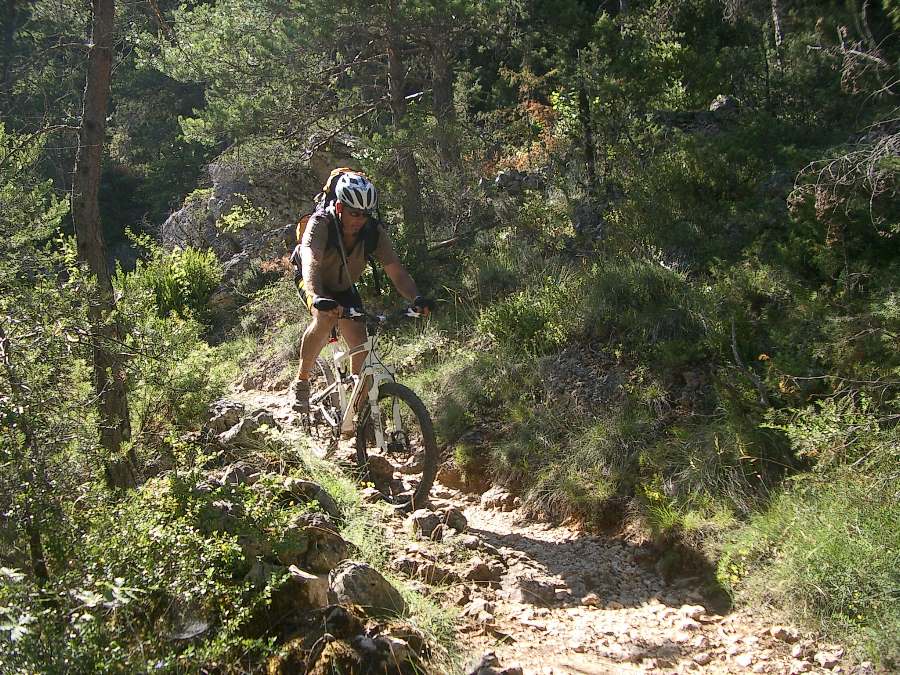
[{"x1": 341, "y1": 206, "x2": 371, "y2": 219}]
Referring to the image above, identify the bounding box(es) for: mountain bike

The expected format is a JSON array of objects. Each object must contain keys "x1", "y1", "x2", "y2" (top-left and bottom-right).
[{"x1": 304, "y1": 306, "x2": 438, "y2": 510}]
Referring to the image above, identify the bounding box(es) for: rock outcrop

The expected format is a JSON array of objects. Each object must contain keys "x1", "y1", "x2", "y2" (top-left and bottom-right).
[{"x1": 329, "y1": 560, "x2": 407, "y2": 616}]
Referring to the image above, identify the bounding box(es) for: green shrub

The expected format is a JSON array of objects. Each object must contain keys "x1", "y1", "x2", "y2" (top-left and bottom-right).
[
  {"x1": 116, "y1": 283, "x2": 231, "y2": 439},
  {"x1": 721, "y1": 474, "x2": 900, "y2": 667},
  {"x1": 0, "y1": 472, "x2": 268, "y2": 672},
  {"x1": 581, "y1": 259, "x2": 704, "y2": 349},
  {"x1": 476, "y1": 270, "x2": 584, "y2": 356},
  {"x1": 118, "y1": 237, "x2": 223, "y2": 323},
  {"x1": 721, "y1": 396, "x2": 900, "y2": 666}
]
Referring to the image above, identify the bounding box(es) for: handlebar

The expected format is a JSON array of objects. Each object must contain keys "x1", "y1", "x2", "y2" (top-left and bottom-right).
[
  {"x1": 343, "y1": 306, "x2": 424, "y2": 323},
  {"x1": 312, "y1": 296, "x2": 423, "y2": 322}
]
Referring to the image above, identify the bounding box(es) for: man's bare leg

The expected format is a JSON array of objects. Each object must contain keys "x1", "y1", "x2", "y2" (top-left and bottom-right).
[
  {"x1": 293, "y1": 309, "x2": 339, "y2": 412},
  {"x1": 338, "y1": 318, "x2": 368, "y2": 378},
  {"x1": 298, "y1": 309, "x2": 339, "y2": 379}
]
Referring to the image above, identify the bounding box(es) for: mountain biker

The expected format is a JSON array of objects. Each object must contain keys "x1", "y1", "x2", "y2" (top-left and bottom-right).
[{"x1": 292, "y1": 171, "x2": 433, "y2": 413}]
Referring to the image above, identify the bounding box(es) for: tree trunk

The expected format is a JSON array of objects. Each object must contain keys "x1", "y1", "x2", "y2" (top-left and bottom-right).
[
  {"x1": 770, "y1": 0, "x2": 784, "y2": 69},
  {"x1": 577, "y1": 79, "x2": 600, "y2": 204},
  {"x1": 71, "y1": 0, "x2": 136, "y2": 490},
  {"x1": 430, "y1": 28, "x2": 458, "y2": 167},
  {"x1": 386, "y1": 2, "x2": 426, "y2": 262}
]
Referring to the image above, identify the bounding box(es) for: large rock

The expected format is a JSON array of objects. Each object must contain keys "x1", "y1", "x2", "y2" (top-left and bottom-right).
[
  {"x1": 507, "y1": 576, "x2": 557, "y2": 605},
  {"x1": 406, "y1": 509, "x2": 441, "y2": 538},
  {"x1": 467, "y1": 652, "x2": 524, "y2": 675},
  {"x1": 365, "y1": 455, "x2": 395, "y2": 492},
  {"x1": 217, "y1": 408, "x2": 281, "y2": 448},
  {"x1": 464, "y1": 557, "x2": 504, "y2": 584},
  {"x1": 275, "y1": 512, "x2": 349, "y2": 574},
  {"x1": 281, "y1": 478, "x2": 342, "y2": 520},
  {"x1": 244, "y1": 562, "x2": 329, "y2": 626},
  {"x1": 439, "y1": 506, "x2": 468, "y2": 532},
  {"x1": 206, "y1": 399, "x2": 246, "y2": 435},
  {"x1": 392, "y1": 557, "x2": 459, "y2": 585},
  {"x1": 218, "y1": 417, "x2": 263, "y2": 448},
  {"x1": 329, "y1": 561, "x2": 407, "y2": 616},
  {"x1": 435, "y1": 460, "x2": 491, "y2": 493},
  {"x1": 215, "y1": 461, "x2": 260, "y2": 486},
  {"x1": 480, "y1": 486, "x2": 518, "y2": 511}
]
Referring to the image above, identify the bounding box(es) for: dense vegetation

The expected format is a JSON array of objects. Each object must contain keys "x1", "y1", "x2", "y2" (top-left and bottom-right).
[{"x1": 1, "y1": 0, "x2": 897, "y2": 671}]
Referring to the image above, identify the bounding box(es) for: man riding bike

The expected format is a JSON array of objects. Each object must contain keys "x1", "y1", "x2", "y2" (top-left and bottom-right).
[{"x1": 291, "y1": 171, "x2": 433, "y2": 413}]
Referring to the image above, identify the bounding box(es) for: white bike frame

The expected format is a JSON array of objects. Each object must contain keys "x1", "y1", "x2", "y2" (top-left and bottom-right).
[{"x1": 310, "y1": 334, "x2": 398, "y2": 451}]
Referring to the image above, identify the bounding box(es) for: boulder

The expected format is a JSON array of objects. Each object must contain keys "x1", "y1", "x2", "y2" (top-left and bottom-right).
[
  {"x1": 249, "y1": 408, "x2": 279, "y2": 429},
  {"x1": 467, "y1": 652, "x2": 523, "y2": 675},
  {"x1": 480, "y1": 486, "x2": 518, "y2": 511},
  {"x1": 206, "y1": 399, "x2": 246, "y2": 435},
  {"x1": 275, "y1": 512, "x2": 348, "y2": 574},
  {"x1": 365, "y1": 455, "x2": 395, "y2": 491},
  {"x1": 462, "y1": 597, "x2": 495, "y2": 624},
  {"x1": 284, "y1": 566, "x2": 329, "y2": 610},
  {"x1": 281, "y1": 478, "x2": 342, "y2": 520},
  {"x1": 436, "y1": 463, "x2": 482, "y2": 492},
  {"x1": 329, "y1": 560, "x2": 407, "y2": 616},
  {"x1": 406, "y1": 509, "x2": 441, "y2": 538},
  {"x1": 770, "y1": 625, "x2": 800, "y2": 643},
  {"x1": 464, "y1": 557, "x2": 503, "y2": 584},
  {"x1": 439, "y1": 506, "x2": 468, "y2": 532},
  {"x1": 244, "y1": 563, "x2": 329, "y2": 627},
  {"x1": 392, "y1": 557, "x2": 459, "y2": 585},
  {"x1": 217, "y1": 461, "x2": 260, "y2": 486},
  {"x1": 507, "y1": 576, "x2": 557, "y2": 606},
  {"x1": 218, "y1": 417, "x2": 263, "y2": 448}
]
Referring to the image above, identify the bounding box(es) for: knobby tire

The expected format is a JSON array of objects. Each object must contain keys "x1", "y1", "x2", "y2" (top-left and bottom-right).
[{"x1": 355, "y1": 382, "x2": 438, "y2": 510}]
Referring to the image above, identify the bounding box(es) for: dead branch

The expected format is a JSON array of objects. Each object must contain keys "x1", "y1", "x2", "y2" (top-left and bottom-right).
[{"x1": 731, "y1": 317, "x2": 771, "y2": 407}]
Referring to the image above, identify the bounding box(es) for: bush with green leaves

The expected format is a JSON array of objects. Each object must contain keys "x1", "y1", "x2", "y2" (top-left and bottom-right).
[
  {"x1": 117, "y1": 236, "x2": 223, "y2": 323},
  {"x1": 476, "y1": 268, "x2": 584, "y2": 357},
  {"x1": 2, "y1": 462, "x2": 296, "y2": 672},
  {"x1": 117, "y1": 281, "x2": 233, "y2": 444},
  {"x1": 719, "y1": 395, "x2": 900, "y2": 667}
]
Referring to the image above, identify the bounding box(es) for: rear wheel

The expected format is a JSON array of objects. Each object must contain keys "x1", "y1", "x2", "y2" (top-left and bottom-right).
[{"x1": 355, "y1": 382, "x2": 438, "y2": 510}]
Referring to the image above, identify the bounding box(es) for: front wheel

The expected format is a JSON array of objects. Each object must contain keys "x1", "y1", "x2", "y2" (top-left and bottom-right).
[
  {"x1": 355, "y1": 382, "x2": 438, "y2": 510},
  {"x1": 306, "y1": 356, "x2": 340, "y2": 440}
]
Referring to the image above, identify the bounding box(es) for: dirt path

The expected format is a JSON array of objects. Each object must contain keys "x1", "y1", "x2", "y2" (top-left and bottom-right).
[{"x1": 235, "y1": 387, "x2": 857, "y2": 675}]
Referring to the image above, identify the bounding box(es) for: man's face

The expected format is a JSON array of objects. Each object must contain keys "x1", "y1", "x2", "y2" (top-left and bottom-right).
[{"x1": 336, "y1": 202, "x2": 369, "y2": 235}]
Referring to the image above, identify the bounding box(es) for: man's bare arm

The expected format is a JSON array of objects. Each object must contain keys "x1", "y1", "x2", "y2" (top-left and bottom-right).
[
  {"x1": 383, "y1": 260, "x2": 420, "y2": 302},
  {"x1": 301, "y1": 246, "x2": 326, "y2": 297}
]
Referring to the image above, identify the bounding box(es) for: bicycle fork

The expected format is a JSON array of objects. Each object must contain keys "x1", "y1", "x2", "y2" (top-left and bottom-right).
[{"x1": 343, "y1": 371, "x2": 394, "y2": 451}]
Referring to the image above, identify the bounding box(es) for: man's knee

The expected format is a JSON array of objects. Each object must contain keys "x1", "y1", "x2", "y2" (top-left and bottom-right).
[{"x1": 304, "y1": 313, "x2": 338, "y2": 339}]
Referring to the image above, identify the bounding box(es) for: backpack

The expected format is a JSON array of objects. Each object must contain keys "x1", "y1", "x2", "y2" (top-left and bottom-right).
[{"x1": 290, "y1": 168, "x2": 382, "y2": 293}]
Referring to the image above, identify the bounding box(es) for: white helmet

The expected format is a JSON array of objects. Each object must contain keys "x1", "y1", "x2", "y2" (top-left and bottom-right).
[{"x1": 335, "y1": 173, "x2": 378, "y2": 212}]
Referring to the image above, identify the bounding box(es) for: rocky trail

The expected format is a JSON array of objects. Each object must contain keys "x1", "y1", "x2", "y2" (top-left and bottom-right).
[{"x1": 234, "y1": 386, "x2": 867, "y2": 675}]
